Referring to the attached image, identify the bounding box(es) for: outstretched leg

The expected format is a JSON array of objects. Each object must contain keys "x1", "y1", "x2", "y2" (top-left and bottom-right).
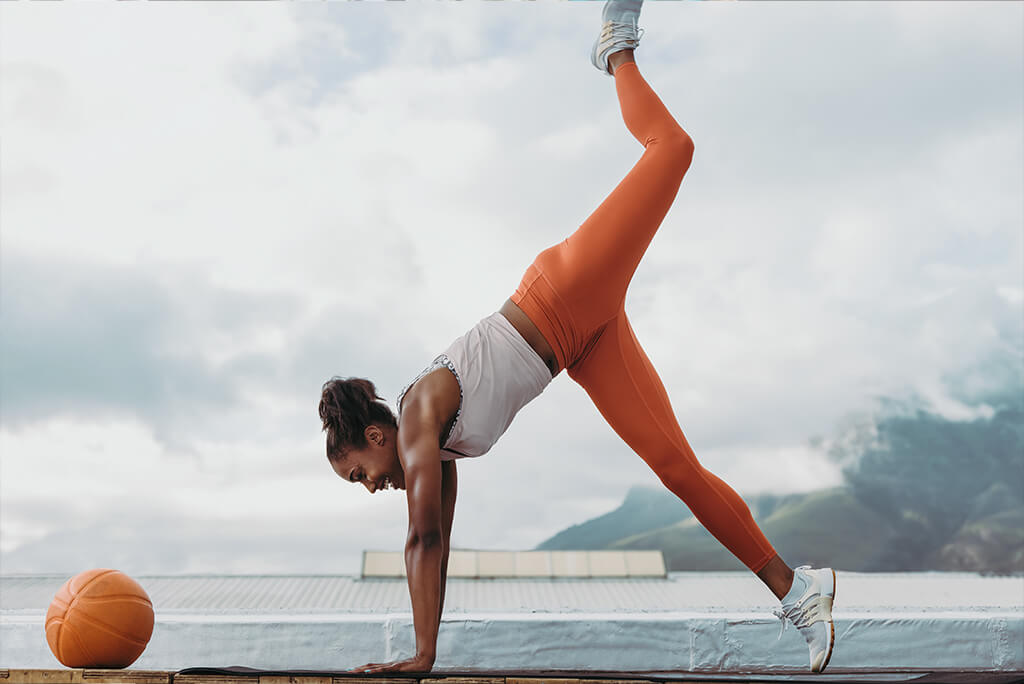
[
  {"x1": 553, "y1": 59, "x2": 693, "y2": 331},
  {"x1": 568, "y1": 308, "x2": 790, "y2": 595},
  {"x1": 509, "y1": 18, "x2": 798, "y2": 602},
  {"x1": 512, "y1": 59, "x2": 695, "y2": 371}
]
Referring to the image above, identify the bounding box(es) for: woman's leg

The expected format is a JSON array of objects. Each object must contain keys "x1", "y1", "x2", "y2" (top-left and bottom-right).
[
  {"x1": 553, "y1": 59, "x2": 693, "y2": 333},
  {"x1": 510, "y1": 55, "x2": 793, "y2": 596},
  {"x1": 511, "y1": 59, "x2": 694, "y2": 371},
  {"x1": 568, "y1": 309, "x2": 786, "y2": 588}
]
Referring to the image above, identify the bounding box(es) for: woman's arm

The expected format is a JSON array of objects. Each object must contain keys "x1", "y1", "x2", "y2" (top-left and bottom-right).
[
  {"x1": 401, "y1": 422, "x2": 446, "y2": 667},
  {"x1": 438, "y1": 459, "x2": 457, "y2": 627},
  {"x1": 348, "y1": 414, "x2": 445, "y2": 674},
  {"x1": 350, "y1": 379, "x2": 459, "y2": 674}
]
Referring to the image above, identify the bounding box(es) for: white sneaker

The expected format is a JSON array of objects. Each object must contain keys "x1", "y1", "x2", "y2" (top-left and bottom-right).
[
  {"x1": 590, "y1": 0, "x2": 645, "y2": 76},
  {"x1": 771, "y1": 565, "x2": 837, "y2": 673}
]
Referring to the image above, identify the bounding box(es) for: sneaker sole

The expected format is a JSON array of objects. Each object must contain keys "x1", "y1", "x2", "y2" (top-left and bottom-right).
[{"x1": 819, "y1": 567, "x2": 837, "y2": 673}]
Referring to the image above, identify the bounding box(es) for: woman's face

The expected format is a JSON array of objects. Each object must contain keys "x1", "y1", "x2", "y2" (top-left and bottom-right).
[{"x1": 331, "y1": 424, "x2": 406, "y2": 494}]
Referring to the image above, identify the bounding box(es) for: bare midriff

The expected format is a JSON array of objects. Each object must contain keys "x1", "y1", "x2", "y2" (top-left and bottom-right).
[{"x1": 499, "y1": 298, "x2": 560, "y2": 378}]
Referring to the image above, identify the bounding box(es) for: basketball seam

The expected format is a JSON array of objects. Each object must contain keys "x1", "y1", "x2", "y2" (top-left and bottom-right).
[
  {"x1": 69, "y1": 604, "x2": 151, "y2": 648},
  {"x1": 55, "y1": 569, "x2": 150, "y2": 665},
  {"x1": 76, "y1": 594, "x2": 153, "y2": 605},
  {"x1": 59, "y1": 568, "x2": 118, "y2": 660},
  {"x1": 65, "y1": 568, "x2": 120, "y2": 620},
  {"x1": 62, "y1": 620, "x2": 98, "y2": 667}
]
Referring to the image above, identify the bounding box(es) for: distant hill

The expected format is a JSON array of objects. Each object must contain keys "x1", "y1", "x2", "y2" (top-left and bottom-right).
[
  {"x1": 535, "y1": 482, "x2": 802, "y2": 553},
  {"x1": 535, "y1": 402, "x2": 1024, "y2": 574},
  {"x1": 929, "y1": 490, "x2": 1024, "y2": 574},
  {"x1": 536, "y1": 483, "x2": 1023, "y2": 573},
  {"x1": 534, "y1": 484, "x2": 693, "y2": 551}
]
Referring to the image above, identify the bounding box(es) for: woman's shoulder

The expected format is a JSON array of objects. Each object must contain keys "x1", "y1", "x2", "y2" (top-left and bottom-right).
[{"x1": 398, "y1": 363, "x2": 462, "y2": 431}]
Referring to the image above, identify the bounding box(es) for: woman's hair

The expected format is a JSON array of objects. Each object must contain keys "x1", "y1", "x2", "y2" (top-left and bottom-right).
[{"x1": 319, "y1": 377, "x2": 398, "y2": 463}]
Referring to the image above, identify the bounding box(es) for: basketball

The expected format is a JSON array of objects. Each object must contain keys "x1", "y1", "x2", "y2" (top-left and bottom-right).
[{"x1": 44, "y1": 568, "x2": 155, "y2": 668}]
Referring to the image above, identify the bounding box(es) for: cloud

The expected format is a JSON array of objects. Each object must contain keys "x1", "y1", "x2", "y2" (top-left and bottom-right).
[
  {"x1": 0, "y1": 246, "x2": 450, "y2": 450},
  {"x1": 1, "y1": 1, "x2": 1020, "y2": 574},
  {"x1": 1, "y1": 252, "x2": 298, "y2": 446},
  {"x1": 0, "y1": 497, "x2": 384, "y2": 576}
]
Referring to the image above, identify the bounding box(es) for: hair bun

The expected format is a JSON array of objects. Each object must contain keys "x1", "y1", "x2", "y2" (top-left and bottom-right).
[{"x1": 319, "y1": 376, "x2": 397, "y2": 461}]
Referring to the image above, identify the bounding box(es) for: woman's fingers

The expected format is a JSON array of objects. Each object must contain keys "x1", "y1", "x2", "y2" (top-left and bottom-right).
[{"x1": 351, "y1": 656, "x2": 430, "y2": 673}]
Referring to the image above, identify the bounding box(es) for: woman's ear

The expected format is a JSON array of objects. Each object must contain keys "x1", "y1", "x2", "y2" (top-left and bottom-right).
[{"x1": 365, "y1": 424, "x2": 383, "y2": 447}]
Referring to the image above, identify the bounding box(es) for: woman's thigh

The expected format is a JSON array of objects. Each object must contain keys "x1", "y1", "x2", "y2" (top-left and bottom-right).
[
  {"x1": 535, "y1": 138, "x2": 692, "y2": 338},
  {"x1": 566, "y1": 309, "x2": 697, "y2": 473},
  {"x1": 566, "y1": 309, "x2": 779, "y2": 573}
]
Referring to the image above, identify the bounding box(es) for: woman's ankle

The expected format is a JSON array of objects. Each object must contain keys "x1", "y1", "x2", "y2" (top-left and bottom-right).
[{"x1": 608, "y1": 49, "x2": 635, "y2": 75}]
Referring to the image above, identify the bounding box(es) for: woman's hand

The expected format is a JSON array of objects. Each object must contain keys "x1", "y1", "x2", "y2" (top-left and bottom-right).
[{"x1": 348, "y1": 654, "x2": 434, "y2": 673}]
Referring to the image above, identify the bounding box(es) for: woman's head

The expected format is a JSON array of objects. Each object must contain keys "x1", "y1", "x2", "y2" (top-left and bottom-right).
[{"x1": 319, "y1": 377, "x2": 404, "y2": 493}]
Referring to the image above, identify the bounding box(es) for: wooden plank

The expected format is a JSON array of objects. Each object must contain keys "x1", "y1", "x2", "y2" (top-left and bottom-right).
[
  {"x1": 329, "y1": 680, "x2": 418, "y2": 684},
  {"x1": 172, "y1": 677, "x2": 257, "y2": 684},
  {"x1": 0, "y1": 674, "x2": 741, "y2": 684},
  {"x1": 83, "y1": 671, "x2": 171, "y2": 684},
  {"x1": 3, "y1": 673, "x2": 169, "y2": 684},
  {"x1": 3, "y1": 672, "x2": 84, "y2": 684}
]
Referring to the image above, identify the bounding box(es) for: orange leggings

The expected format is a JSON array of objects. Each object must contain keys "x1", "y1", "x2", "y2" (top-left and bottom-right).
[{"x1": 511, "y1": 62, "x2": 778, "y2": 574}]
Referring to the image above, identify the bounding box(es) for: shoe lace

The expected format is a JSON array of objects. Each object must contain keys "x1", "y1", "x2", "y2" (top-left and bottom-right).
[
  {"x1": 772, "y1": 595, "x2": 830, "y2": 643},
  {"x1": 600, "y1": 21, "x2": 645, "y2": 47}
]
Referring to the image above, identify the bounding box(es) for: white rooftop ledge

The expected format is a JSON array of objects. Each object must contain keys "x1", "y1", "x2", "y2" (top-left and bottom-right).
[
  {"x1": 363, "y1": 549, "x2": 667, "y2": 578},
  {"x1": 2, "y1": 570, "x2": 1021, "y2": 673}
]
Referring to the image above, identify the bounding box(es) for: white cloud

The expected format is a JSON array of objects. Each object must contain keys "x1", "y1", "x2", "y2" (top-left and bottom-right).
[{"x1": 1, "y1": 1, "x2": 1020, "y2": 574}]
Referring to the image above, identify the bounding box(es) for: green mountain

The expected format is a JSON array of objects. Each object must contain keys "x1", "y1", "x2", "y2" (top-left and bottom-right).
[
  {"x1": 534, "y1": 484, "x2": 693, "y2": 551},
  {"x1": 536, "y1": 483, "x2": 1023, "y2": 573},
  {"x1": 535, "y1": 401, "x2": 1024, "y2": 574}
]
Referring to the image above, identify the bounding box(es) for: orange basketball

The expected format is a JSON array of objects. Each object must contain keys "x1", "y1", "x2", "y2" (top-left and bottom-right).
[{"x1": 45, "y1": 568, "x2": 154, "y2": 668}]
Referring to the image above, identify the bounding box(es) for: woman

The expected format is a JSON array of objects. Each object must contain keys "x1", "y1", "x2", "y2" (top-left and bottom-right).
[{"x1": 322, "y1": 1, "x2": 836, "y2": 674}]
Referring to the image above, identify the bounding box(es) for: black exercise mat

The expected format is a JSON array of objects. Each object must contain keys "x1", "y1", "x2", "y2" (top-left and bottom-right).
[{"x1": 176, "y1": 666, "x2": 1024, "y2": 683}]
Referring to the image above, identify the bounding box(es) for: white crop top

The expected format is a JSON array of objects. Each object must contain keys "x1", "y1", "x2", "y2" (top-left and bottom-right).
[{"x1": 396, "y1": 312, "x2": 553, "y2": 461}]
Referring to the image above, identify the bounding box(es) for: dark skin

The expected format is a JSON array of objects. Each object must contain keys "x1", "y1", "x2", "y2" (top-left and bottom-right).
[
  {"x1": 340, "y1": 44, "x2": 800, "y2": 673},
  {"x1": 340, "y1": 299, "x2": 558, "y2": 674}
]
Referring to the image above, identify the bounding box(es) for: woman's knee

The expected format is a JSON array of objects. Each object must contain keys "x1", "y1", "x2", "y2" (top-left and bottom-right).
[
  {"x1": 666, "y1": 129, "x2": 694, "y2": 175},
  {"x1": 647, "y1": 448, "x2": 702, "y2": 485},
  {"x1": 649, "y1": 128, "x2": 694, "y2": 176}
]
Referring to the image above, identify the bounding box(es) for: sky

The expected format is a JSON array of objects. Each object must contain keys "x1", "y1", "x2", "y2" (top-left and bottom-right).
[{"x1": 1, "y1": 0, "x2": 1021, "y2": 577}]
